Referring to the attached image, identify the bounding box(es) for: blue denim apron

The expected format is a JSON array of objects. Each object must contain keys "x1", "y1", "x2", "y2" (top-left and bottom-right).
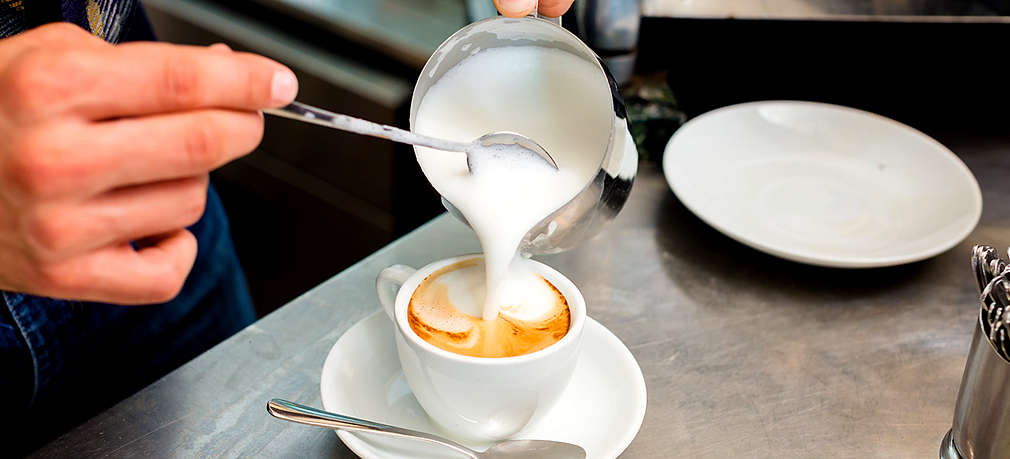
[{"x1": 0, "y1": 1, "x2": 256, "y2": 445}]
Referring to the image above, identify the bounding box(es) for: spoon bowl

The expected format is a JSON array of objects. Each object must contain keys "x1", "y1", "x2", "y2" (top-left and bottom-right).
[
  {"x1": 468, "y1": 131, "x2": 559, "y2": 172},
  {"x1": 479, "y1": 439, "x2": 588, "y2": 459}
]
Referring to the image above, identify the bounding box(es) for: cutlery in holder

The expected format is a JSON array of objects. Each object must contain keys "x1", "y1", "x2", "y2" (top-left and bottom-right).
[{"x1": 941, "y1": 246, "x2": 1010, "y2": 459}]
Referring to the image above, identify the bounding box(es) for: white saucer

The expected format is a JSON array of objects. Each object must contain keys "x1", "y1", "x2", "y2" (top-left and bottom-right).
[
  {"x1": 663, "y1": 101, "x2": 982, "y2": 268},
  {"x1": 320, "y1": 310, "x2": 646, "y2": 459}
]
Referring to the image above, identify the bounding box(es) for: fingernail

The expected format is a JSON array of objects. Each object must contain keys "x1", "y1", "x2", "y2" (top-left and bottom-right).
[
  {"x1": 499, "y1": 0, "x2": 536, "y2": 17},
  {"x1": 271, "y1": 69, "x2": 298, "y2": 105},
  {"x1": 209, "y1": 42, "x2": 231, "y2": 51}
]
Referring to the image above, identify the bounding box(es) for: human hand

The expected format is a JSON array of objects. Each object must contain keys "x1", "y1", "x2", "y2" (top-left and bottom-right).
[
  {"x1": 494, "y1": 0, "x2": 575, "y2": 18},
  {"x1": 0, "y1": 23, "x2": 297, "y2": 304}
]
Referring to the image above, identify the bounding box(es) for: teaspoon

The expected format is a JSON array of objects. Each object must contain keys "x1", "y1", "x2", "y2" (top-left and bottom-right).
[
  {"x1": 264, "y1": 101, "x2": 559, "y2": 173},
  {"x1": 266, "y1": 399, "x2": 586, "y2": 459}
]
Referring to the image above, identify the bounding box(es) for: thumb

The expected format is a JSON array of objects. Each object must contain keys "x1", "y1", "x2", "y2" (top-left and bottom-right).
[{"x1": 494, "y1": 0, "x2": 536, "y2": 17}]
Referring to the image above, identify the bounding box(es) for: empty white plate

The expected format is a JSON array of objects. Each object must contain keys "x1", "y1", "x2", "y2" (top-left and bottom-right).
[
  {"x1": 320, "y1": 310, "x2": 647, "y2": 459},
  {"x1": 663, "y1": 101, "x2": 982, "y2": 268}
]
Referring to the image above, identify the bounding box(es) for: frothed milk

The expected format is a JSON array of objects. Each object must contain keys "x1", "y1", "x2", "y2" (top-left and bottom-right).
[
  {"x1": 408, "y1": 258, "x2": 569, "y2": 358},
  {"x1": 414, "y1": 46, "x2": 611, "y2": 320}
]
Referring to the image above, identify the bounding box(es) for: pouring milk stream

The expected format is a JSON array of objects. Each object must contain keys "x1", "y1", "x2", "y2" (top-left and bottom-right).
[{"x1": 414, "y1": 45, "x2": 612, "y2": 320}]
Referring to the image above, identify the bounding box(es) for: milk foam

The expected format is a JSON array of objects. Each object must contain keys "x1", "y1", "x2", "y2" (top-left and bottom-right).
[
  {"x1": 408, "y1": 258, "x2": 570, "y2": 358},
  {"x1": 436, "y1": 259, "x2": 560, "y2": 322},
  {"x1": 414, "y1": 46, "x2": 610, "y2": 320}
]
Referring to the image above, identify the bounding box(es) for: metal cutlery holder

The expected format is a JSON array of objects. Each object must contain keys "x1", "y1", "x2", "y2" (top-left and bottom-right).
[{"x1": 941, "y1": 246, "x2": 1010, "y2": 458}]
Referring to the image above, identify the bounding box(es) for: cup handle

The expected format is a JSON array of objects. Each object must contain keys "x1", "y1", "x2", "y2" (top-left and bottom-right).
[{"x1": 376, "y1": 265, "x2": 416, "y2": 321}]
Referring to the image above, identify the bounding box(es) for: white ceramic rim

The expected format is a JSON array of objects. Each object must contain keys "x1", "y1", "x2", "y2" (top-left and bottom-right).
[
  {"x1": 662, "y1": 100, "x2": 983, "y2": 268},
  {"x1": 393, "y1": 254, "x2": 587, "y2": 366}
]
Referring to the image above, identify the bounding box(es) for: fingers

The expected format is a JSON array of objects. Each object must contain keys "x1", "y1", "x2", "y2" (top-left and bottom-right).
[
  {"x1": 494, "y1": 0, "x2": 537, "y2": 17},
  {"x1": 93, "y1": 108, "x2": 263, "y2": 188},
  {"x1": 37, "y1": 229, "x2": 198, "y2": 305},
  {"x1": 100, "y1": 42, "x2": 298, "y2": 116},
  {"x1": 538, "y1": 0, "x2": 575, "y2": 17},
  {"x1": 19, "y1": 173, "x2": 207, "y2": 304},
  {"x1": 89, "y1": 175, "x2": 210, "y2": 251},
  {"x1": 0, "y1": 22, "x2": 106, "y2": 62},
  {"x1": 20, "y1": 109, "x2": 263, "y2": 196},
  {"x1": 2, "y1": 42, "x2": 297, "y2": 121},
  {"x1": 493, "y1": 0, "x2": 573, "y2": 17},
  {"x1": 24, "y1": 22, "x2": 110, "y2": 49},
  {"x1": 23, "y1": 176, "x2": 210, "y2": 258}
]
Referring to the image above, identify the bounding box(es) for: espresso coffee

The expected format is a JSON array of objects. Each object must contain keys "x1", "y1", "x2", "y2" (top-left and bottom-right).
[{"x1": 408, "y1": 258, "x2": 570, "y2": 358}]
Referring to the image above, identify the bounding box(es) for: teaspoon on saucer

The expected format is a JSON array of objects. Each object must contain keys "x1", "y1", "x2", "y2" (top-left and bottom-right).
[
  {"x1": 266, "y1": 399, "x2": 586, "y2": 459},
  {"x1": 264, "y1": 101, "x2": 559, "y2": 173}
]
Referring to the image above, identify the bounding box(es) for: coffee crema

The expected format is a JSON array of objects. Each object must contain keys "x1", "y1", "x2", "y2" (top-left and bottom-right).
[{"x1": 408, "y1": 259, "x2": 570, "y2": 358}]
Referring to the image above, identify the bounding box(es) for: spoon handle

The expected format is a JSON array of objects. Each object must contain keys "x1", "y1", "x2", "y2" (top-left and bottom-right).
[
  {"x1": 264, "y1": 101, "x2": 471, "y2": 154},
  {"x1": 266, "y1": 399, "x2": 478, "y2": 458}
]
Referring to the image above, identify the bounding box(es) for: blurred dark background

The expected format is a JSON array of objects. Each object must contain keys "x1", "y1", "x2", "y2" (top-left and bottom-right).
[{"x1": 142, "y1": 0, "x2": 1010, "y2": 318}]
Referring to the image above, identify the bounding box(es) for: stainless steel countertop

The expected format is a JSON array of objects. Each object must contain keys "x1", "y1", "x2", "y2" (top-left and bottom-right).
[{"x1": 34, "y1": 133, "x2": 1010, "y2": 457}]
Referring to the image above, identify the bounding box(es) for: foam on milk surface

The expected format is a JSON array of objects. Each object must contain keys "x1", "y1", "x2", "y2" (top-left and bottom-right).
[
  {"x1": 435, "y1": 260, "x2": 560, "y2": 322},
  {"x1": 415, "y1": 46, "x2": 610, "y2": 320},
  {"x1": 408, "y1": 258, "x2": 570, "y2": 358}
]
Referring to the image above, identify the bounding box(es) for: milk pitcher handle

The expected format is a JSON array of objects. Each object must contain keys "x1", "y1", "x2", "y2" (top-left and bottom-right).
[
  {"x1": 527, "y1": 0, "x2": 562, "y2": 26},
  {"x1": 376, "y1": 265, "x2": 416, "y2": 321}
]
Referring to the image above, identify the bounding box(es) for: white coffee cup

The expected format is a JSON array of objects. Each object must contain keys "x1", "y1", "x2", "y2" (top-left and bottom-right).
[{"x1": 376, "y1": 254, "x2": 586, "y2": 441}]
